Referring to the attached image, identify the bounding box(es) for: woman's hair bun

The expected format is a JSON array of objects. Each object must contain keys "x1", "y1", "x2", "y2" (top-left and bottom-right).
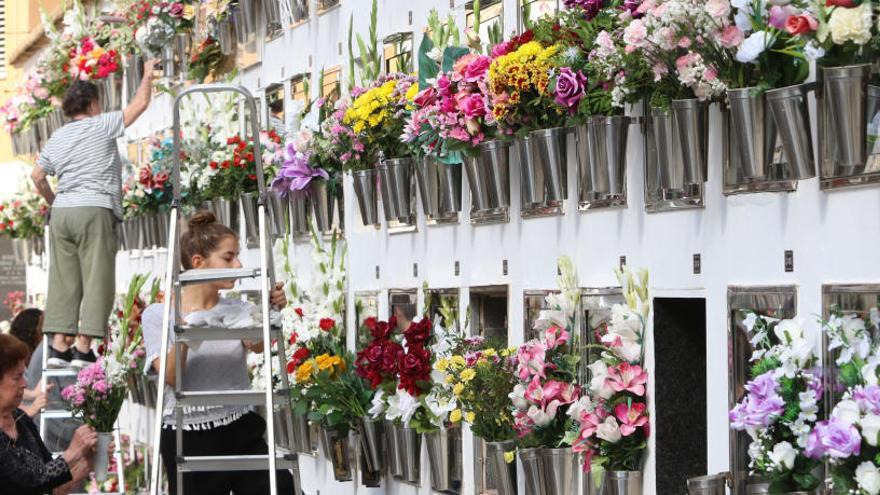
[{"x1": 188, "y1": 210, "x2": 218, "y2": 228}]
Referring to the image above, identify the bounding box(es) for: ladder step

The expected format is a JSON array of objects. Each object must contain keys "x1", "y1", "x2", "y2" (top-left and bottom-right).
[
  {"x1": 42, "y1": 369, "x2": 79, "y2": 378},
  {"x1": 177, "y1": 454, "x2": 296, "y2": 472},
  {"x1": 41, "y1": 410, "x2": 73, "y2": 420},
  {"x1": 179, "y1": 267, "x2": 261, "y2": 285},
  {"x1": 174, "y1": 325, "x2": 280, "y2": 342},
  {"x1": 175, "y1": 390, "x2": 289, "y2": 407}
]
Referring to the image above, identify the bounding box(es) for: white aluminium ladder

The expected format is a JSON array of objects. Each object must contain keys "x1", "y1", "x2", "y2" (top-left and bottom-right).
[{"x1": 148, "y1": 84, "x2": 297, "y2": 495}]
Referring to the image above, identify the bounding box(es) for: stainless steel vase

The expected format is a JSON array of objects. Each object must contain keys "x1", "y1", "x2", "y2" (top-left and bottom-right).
[
  {"x1": 125, "y1": 54, "x2": 143, "y2": 102},
  {"x1": 425, "y1": 427, "x2": 461, "y2": 492},
  {"x1": 264, "y1": 0, "x2": 283, "y2": 30},
  {"x1": 211, "y1": 197, "x2": 238, "y2": 233},
  {"x1": 154, "y1": 212, "x2": 169, "y2": 248},
  {"x1": 290, "y1": 194, "x2": 311, "y2": 236},
  {"x1": 519, "y1": 447, "x2": 545, "y2": 495},
  {"x1": 292, "y1": 413, "x2": 311, "y2": 454},
  {"x1": 821, "y1": 64, "x2": 872, "y2": 175},
  {"x1": 161, "y1": 44, "x2": 176, "y2": 80},
  {"x1": 351, "y1": 169, "x2": 379, "y2": 226},
  {"x1": 651, "y1": 107, "x2": 684, "y2": 191},
  {"x1": 486, "y1": 440, "x2": 517, "y2": 495},
  {"x1": 378, "y1": 157, "x2": 414, "y2": 223},
  {"x1": 687, "y1": 473, "x2": 727, "y2": 495},
  {"x1": 583, "y1": 468, "x2": 606, "y2": 495},
  {"x1": 175, "y1": 33, "x2": 192, "y2": 78},
  {"x1": 530, "y1": 127, "x2": 569, "y2": 202},
  {"x1": 217, "y1": 19, "x2": 236, "y2": 54},
  {"x1": 397, "y1": 424, "x2": 421, "y2": 483},
  {"x1": 386, "y1": 420, "x2": 404, "y2": 477},
  {"x1": 766, "y1": 83, "x2": 815, "y2": 179},
  {"x1": 607, "y1": 470, "x2": 643, "y2": 495},
  {"x1": 272, "y1": 407, "x2": 292, "y2": 450},
  {"x1": 463, "y1": 140, "x2": 510, "y2": 211},
  {"x1": 414, "y1": 156, "x2": 462, "y2": 218},
  {"x1": 268, "y1": 194, "x2": 288, "y2": 239},
  {"x1": 517, "y1": 135, "x2": 544, "y2": 208},
  {"x1": 11, "y1": 239, "x2": 29, "y2": 265},
  {"x1": 357, "y1": 417, "x2": 384, "y2": 473},
  {"x1": 671, "y1": 98, "x2": 709, "y2": 184},
  {"x1": 576, "y1": 115, "x2": 629, "y2": 207},
  {"x1": 311, "y1": 179, "x2": 336, "y2": 232},
  {"x1": 99, "y1": 73, "x2": 122, "y2": 111},
  {"x1": 727, "y1": 87, "x2": 777, "y2": 179},
  {"x1": 540, "y1": 447, "x2": 577, "y2": 495},
  {"x1": 320, "y1": 428, "x2": 353, "y2": 482},
  {"x1": 239, "y1": 193, "x2": 260, "y2": 247}
]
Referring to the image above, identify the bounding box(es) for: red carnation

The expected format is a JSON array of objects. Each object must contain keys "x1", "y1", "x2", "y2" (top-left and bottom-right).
[
  {"x1": 294, "y1": 307, "x2": 304, "y2": 317},
  {"x1": 319, "y1": 318, "x2": 335, "y2": 331}
]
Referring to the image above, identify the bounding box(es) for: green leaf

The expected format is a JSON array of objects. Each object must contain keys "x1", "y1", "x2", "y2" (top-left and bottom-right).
[
  {"x1": 418, "y1": 34, "x2": 439, "y2": 90},
  {"x1": 441, "y1": 46, "x2": 471, "y2": 74}
]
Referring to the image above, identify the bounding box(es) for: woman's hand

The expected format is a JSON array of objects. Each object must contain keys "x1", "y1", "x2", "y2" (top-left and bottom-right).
[
  {"x1": 23, "y1": 386, "x2": 49, "y2": 418},
  {"x1": 66, "y1": 425, "x2": 97, "y2": 459},
  {"x1": 270, "y1": 282, "x2": 287, "y2": 309}
]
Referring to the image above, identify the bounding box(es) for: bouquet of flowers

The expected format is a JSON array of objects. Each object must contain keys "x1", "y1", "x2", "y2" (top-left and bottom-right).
[
  {"x1": 403, "y1": 53, "x2": 498, "y2": 160},
  {"x1": 622, "y1": 0, "x2": 730, "y2": 107},
  {"x1": 209, "y1": 130, "x2": 284, "y2": 199},
  {"x1": 187, "y1": 37, "x2": 224, "y2": 83},
  {"x1": 729, "y1": 312, "x2": 823, "y2": 493},
  {"x1": 132, "y1": 1, "x2": 195, "y2": 57},
  {"x1": 572, "y1": 266, "x2": 651, "y2": 474},
  {"x1": 487, "y1": 34, "x2": 566, "y2": 133},
  {"x1": 341, "y1": 73, "x2": 419, "y2": 170},
  {"x1": 703, "y1": 0, "x2": 816, "y2": 91},
  {"x1": 62, "y1": 352, "x2": 139, "y2": 432},
  {"x1": 0, "y1": 191, "x2": 50, "y2": 240},
  {"x1": 805, "y1": 308, "x2": 880, "y2": 495},
  {"x1": 438, "y1": 337, "x2": 519, "y2": 441},
  {"x1": 125, "y1": 136, "x2": 174, "y2": 216},
  {"x1": 270, "y1": 140, "x2": 329, "y2": 198},
  {"x1": 510, "y1": 256, "x2": 582, "y2": 447},
  {"x1": 68, "y1": 36, "x2": 121, "y2": 81},
  {"x1": 808, "y1": 0, "x2": 879, "y2": 67}
]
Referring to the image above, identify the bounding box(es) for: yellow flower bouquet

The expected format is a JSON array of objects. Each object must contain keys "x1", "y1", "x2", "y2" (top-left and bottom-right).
[{"x1": 340, "y1": 73, "x2": 419, "y2": 171}]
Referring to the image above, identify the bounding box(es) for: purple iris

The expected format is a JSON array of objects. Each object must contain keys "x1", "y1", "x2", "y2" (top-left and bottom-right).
[{"x1": 271, "y1": 142, "x2": 329, "y2": 198}]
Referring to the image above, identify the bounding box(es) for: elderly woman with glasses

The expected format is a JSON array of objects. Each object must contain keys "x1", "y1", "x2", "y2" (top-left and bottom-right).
[{"x1": 0, "y1": 333, "x2": 97, "y2": 494}]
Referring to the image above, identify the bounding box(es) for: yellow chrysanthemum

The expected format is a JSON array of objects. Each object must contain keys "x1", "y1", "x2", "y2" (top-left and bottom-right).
[
  {"x1": 449, "y1": 409, "x2": 462, "y2": 423},
  {"x1": 482, "y1": 349, "x2": 496, "y2": 358},
  {"x1": 465, "y1": 411, "x2": 475, "y2": 423},
  {"x1": 405, "y1": 82, "x2": 419, "y2": 101},
  {"x1": 451, "y1": 356, "x2": 466, "y2": 369},
  {"x1": 445, "y1": 374, "x2": 456, "y2": 385},
  {"x1": 434, "y1": 358, "x2": 450, "y2": 371},
  {"x1": 460, "y1": 368, "x2": 476, "y2": 382},
  {"x1": 453, "y1": 382, "x2": 464, "y2": 397}
]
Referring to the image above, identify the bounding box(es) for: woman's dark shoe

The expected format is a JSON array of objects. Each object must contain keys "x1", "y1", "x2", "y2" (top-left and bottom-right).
[
  {"x1": 70, "y1": 348, "x2": 98, "y2": 369},
  {"x1": 47, "y1": 347, "x2": 73, "y2": 368}
]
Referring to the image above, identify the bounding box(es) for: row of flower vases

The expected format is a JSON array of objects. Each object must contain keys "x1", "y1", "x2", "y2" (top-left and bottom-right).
[
  {"x1": 214, "y1": 0, "x2": 262, "y2": 54},
  {"x1": 10, "y1": 109, "x2": 65, "y2": 156},
  {"x1": 10, "y1": 236, "x2": 45, "y2": 266},
  {"x1": 281, "y1": 179, "x2": 343, "y2": 237}
]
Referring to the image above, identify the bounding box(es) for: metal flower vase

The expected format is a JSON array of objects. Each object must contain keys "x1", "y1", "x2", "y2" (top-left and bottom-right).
[
  {"x1": 234, "y1": 0, "x2": 258, "y2": 39},
  {"x1": 517, "y1": 136, "x2": 544, "y2": 208},
  {"x1": 541, "y1": 447, "x2": 578, "y2": 495},
  {"x1": 396, "y1": 424, "x2": 421, "y2": 483},
  {"x1": 727, "y1": 87, "x2": 779, "y2": 179},
  {"x1": 671, "y1": 99, "x2": 709, "y2": 184},
  {"x1": 530, "y1": 127, "x2": 569, "y2": 202},
  {"x1": 154, "y1": 212, "x2": 169, "y2": 248},
  {"x1": 486, "y1": 440, "x2": 517, "y2": 495},
  {"x1": 686, "y1": 473, "x2": 727, "y2": 495},
  {"x1": 378, "y1": 157, "x2": 415, "y2": 223},
  {"x1": 240, "y1": 193, "x2": 260, "y2": 247},
  {"x1": 519, "y1": 447, "x2": 545, "y2": 495},
  {"x1": 651, "y1": 107, "x2": 684, "y2": 191},
  {"x1": 217, "y1": 19, "x2": 236, "y2": 55},
  {"x1": 125, "y1": 54, "x2": 143, "y2": 102},
  {"x1": 289, "y1": 194, "x2": 310, "y2": 236},
  {"x1": 292, "y1": 413, "x2": 311, "y2": 454},
  {"x1": 357, "y1": 417, "x2": 384, "y2": 473},
  {"x1": 161, "y1": 43, "x2": 176, "y2": 80},
  {"x1": 576, "y1": 115, "x2": 629, "y2": 208},
  {"x1": 607, "y1": 470, "x2": 643, "y2": 495},
  {"x1": 583, "y1": 469, "x2": 606, "y2": 495},
  {"x1": 386, "y1": 420, "x2": 404, "y2": 477},
  {"x1": 264, "y1": 0, "x2": 283, "y2": 31},
  {"x1": 272, "y1": 407, "x2": 292, "y2": 450},
  {"x1": 99, "y1": 73, "x2": 122, "y2": 111},
  {"x1": 766, "y1": 83, "x2": 815, "y2": 179},
  {"x1": 175, "y1": 33, "x2": 192, "y2": 78},
  {"x1": 415, "y1": 156, "x2": 462, "y2": 220},
  {"x1": 268, "y1": 194, "x2": 288, "y2": 239},
  {"x1": 11, "y1": 239, "x2": 29, "y2": 265},
  {"x1": 93, "y1": 432, "x2": 113, "y2": 482},
  {"x1": 351, "y1": 169, "x2": 379, "y2": 226},
  {"x1": 320, "y1": 428, "x2": 353, "y2": 482},
  {"x1": 463, "y1": 140, "x2": 511, "y2": 212},
  {"x1": 425, "y1": 426, "x2": 461, "y2": 492},
  {"x1": 211, "y1": 198, "x2": 238, "y2": 233},
  {"x1": 309, "y1": 180, "x2": 335, "y2": 232},
  {"x1": 821, "y1": 64, "x2": 872, "y2": 176}
]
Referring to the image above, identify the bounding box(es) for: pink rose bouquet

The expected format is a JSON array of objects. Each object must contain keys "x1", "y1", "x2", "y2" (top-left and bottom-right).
[{"x1": 572, "y1": 266, "x2": 651, "y2": 473}]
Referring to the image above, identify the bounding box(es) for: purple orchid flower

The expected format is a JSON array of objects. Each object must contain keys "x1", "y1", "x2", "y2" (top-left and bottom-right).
[{"x1": 271, "y1": 142, "x2": 329, "y2": 198}]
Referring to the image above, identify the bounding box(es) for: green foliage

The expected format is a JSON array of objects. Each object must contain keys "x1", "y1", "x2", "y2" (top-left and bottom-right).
[
  {"x1": 751, "y1": 357, "x2": 782, "y2": 378},
  {"x1": 352, "y1": 0, "x2": 381, "y2": 86}
]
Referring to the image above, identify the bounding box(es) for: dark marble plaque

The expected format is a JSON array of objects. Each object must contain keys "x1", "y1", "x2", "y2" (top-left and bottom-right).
[{"x1": 654, "y1": 298, "x2": 707, "y2": 494}]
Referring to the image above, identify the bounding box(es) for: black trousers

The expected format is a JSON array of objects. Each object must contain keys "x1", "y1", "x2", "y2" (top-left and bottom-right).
[{"x1": 160, "y1": 412, "x2": 295, "y2": 495}]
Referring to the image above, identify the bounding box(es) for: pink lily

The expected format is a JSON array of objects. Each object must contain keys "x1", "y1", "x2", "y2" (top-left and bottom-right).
[
  {"x1": 607, "y1": 362, "x2": 648, "y2": 397},
  {"x1": 545, "y1": 325, "x2": 570, "y2": 349},
  {"x1": 614, "y1": 402, "x2": 648, "y2": 436}
]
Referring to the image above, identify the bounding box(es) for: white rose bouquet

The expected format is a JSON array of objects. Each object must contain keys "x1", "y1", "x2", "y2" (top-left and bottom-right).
[{"x1": 807, "y1": 0, "x2": 879, "y2": 67}]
